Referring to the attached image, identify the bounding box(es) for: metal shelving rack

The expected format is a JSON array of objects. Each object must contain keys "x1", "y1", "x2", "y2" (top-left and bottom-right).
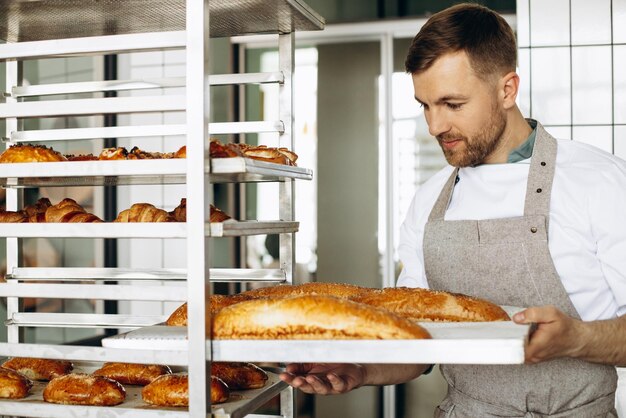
[{"x1": 0, "y1": 1, "x2": 324, "y2": 417}]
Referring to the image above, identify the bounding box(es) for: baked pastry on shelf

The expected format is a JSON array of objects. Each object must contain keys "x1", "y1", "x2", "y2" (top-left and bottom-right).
[
  {"x1": 141, "y1": 374, "x2": 230, "y2": 406},
  {"x1": 240, "y1": 282, "x2": 373, "y2": 300},
  {"x1": 350, "y1": 287, "x2": 510, "y2": 322},
  {"x1": 209, "y1": 138, "x2": 298, "y2": 166},
  {"x1": 166, "y1": 294, "x2": 250, "y2": 326},
  {"x1": 1, "y1": 357, "x2": 73, "y2": 381},
  {"x1": 92, "y1": 362, "x2": 172, "y2": 386},
  {"x1": 211, "y1": 362, "x2": 268, "y2": 390},
  {"x1": 0, "y1": 144, "x2": 66, "y2": 163},
  {"x1": 114, "y1": 203, "x2": 175, "y2": 223},
  {"x1": 0, "y1": 198, "x2": 101, "y2": 223},
  {"x1": 211, "y1": 294, "x2": 431, "y2": 340},
  {"x1": 0, "y1": 367, "x2": 33, "y2": 399},
  {"x1": 43, "y1": 373, "x2": 126, "y2": 406}
]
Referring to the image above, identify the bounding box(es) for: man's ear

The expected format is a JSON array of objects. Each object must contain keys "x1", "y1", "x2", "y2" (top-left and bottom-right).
[{"x1": 500, "y1": 71, "x2": 520, "y2": 110}]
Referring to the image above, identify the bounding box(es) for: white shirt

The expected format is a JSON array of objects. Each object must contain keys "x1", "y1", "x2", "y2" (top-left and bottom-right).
[{"x1": 397, "y1": 138, "x2": 626, "y2": 321}]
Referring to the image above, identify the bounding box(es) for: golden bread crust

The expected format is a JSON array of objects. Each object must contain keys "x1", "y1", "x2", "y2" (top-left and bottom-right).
[
  {"x1": 0, "y1": 367, "x2": 33, "y2": 398},
  {"x1": 2, "y1": 357, "x2": 73, "y2": 381},
  {"x1": 241, "y1": 282, "x2": 373, "y2": 300},
  {"x1": 211, "y1": 295, "x2": 431, "y2": 340},
  {"x1": 0, "y1": 144, "x2": 66, "y2": 163},
  {"x1": 43, "y1": 374, "x2": 126, "y2": 406},
  {"x1": 92, "y1": 363, "x2": 172, "y2": 386},
  {"x1": 351, "y1": 287, "x2": 510, "y2": 322},
  {"x1": 166, "y1": 294, "x2": 249, "y2": 326},
  {"x1": 141, "y1": 374, "x2": 230, "y2": 406},
  {"x1": 211, "y1": 362, "x2": 268, "y2": 390}
]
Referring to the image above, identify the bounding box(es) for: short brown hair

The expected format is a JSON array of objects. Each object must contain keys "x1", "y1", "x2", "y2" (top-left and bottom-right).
[{"x1": 405, "y1": 3, "x2": 516, "y2": 80}]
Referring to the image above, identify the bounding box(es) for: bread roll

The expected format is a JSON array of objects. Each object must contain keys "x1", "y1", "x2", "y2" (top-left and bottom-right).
[
  {"x1": 93, "y1": 363, "x2": 171, "y2": 386},
  {"x1": 241, "y1": 282, "x2": 372, "y2": 300},
  {"x1": 2, "y1": 357, "x2": 73, "y2": 381},
  {"x1": 142, "y1": 374, "x2": 229, "y2": 406},
  {"x1": 43, "y1": 373, "x2": 125, "y2": 406},
  {"x1": 211, "y1": 362, "x2": 267, "y2": 390},
  {"x1": 0, "y1": 144, "x2": 66, "y2": 163},
  {"x1": 211, "y1": 295, "x2": 431, "y2": 340},
  {"x1": 166, "y1": 294, "x2": 248, "y2": 326},
  {"x1": 351, "y1": 287, "x2": 510, "y2": 322},
  {"x1": 0, "y1": 367, "x2": 33, "y2": 399},
  {"x1": 174, "y1": 145, "x2": 186, "y2": 159}
]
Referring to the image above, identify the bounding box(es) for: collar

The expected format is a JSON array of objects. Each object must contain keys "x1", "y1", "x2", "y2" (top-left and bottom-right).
[{"x1": 507, "y1": 119, "x2": 538, "y2": 163}]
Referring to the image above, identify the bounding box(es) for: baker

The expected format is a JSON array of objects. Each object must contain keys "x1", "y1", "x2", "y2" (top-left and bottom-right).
[{"x1": 280, "y1": 3, "x2": 626, "y2": 416}]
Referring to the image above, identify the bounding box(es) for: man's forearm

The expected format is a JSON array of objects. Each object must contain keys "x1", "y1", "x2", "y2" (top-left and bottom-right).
[
  {"x1": 363, "y1": 363, "x2": 430, "y2": 386},
  {"x1": 577, "y1": 315, "x2": 626, "y2": 366}
]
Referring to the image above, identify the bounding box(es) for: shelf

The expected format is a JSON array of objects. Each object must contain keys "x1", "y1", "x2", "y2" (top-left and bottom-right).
[
  {"x1": 0, "y1": 221, "x2": 298, "y2": 238},
  {"x1": 102, "y1": 321, "x2": 531, "y2": 365},
  {"x1": 0, "y1": 363, "x2": 286, "y2": 418},
  {"x1": 0, "y1": 158, "x2": 312, "y2": 187},
  {"x1": 6, "y1": 313, "x2": 167, "y2": 329},
  {"x1": 0, "y1": 0, "x2": 325, "y2": 43}
]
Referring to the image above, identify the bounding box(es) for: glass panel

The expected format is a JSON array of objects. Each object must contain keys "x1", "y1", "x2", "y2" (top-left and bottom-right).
[
  {"x1": 392, "y1": 72, "x2": 420, "y2": 120},
  {"x1": 571, "y1": 0, "x2": 611, "y2": 45},
  {"x1": 614, "y1": 0, "x2": 626, "y2": 43},
  {"x1": 530, "y1": 0, "x2": 570, "y2": 46},
  {"x1": 573, "y1": 125, "x2": 613, "y2": 154},
  {"x1": 614, "y1": 126, "x2": 626, "y2": 160},
  {"x1": 544, "y1": 126, "x2": 572, "y2": 140},
  {"x1": 516, "y1": 0, "x2": 530, "y2": 47},
  {"x1": 517, "y1": 48, "x2": 531, "y2": 116},
  {"x1": 615, "y1": 46, "x2": 626, "y2": 124},
  {"x1": 572, "y1": 46, "x2": 612, "y2": 125},
  {"x1": 531, "y1": 47, "x2": 571, "y2": 124}
]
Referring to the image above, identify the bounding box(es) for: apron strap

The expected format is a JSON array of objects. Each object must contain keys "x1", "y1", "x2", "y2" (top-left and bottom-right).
[{"x1": 428, "y1": 167, "x2": 459, "y2": 222}]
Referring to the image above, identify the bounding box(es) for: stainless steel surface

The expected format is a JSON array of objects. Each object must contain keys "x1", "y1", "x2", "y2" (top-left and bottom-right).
[
  {"x1": 6, "y1": 267, "x2": 285, "y2": 282},
  {"x1": 7, "y1": 313, "x2": 167, "y2": 328},
  {"x1": 207, "y1": 220, "x2": 299, "y2": 237},
  {"x1": 0, "y1": 0, "x2": 324, "y2": 42},
  {"x1": 0, "y1": 282, "x2": 187, "y2": 301}
]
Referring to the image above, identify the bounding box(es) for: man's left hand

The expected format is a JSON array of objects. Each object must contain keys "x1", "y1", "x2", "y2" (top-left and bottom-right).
[{"x1": 513, "y1": 305, "x2": 587, "y2": 364}]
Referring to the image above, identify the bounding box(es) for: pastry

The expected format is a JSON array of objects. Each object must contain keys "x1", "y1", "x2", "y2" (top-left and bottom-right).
[
  {"x1": 211, "y1": 362, "x2": 267, "y2": 390},
  {"x1": 114, "y1": 203, "x2": 174, "y2": 222},
  {"x1": 141, "y1": 374, "x2": 229, "y2": 406},
  {"x1": 44, "y1": 198, "x2": 102, "y2": 223},
  {"x1": 0, "y1": 367, "x2": 33, "y2": 398},
  {"x1": 43, "y1": 373, "x2": 125, "y2": 406},
  {"x1": 2, "y1": 357, "x2": 73, "y2": 381},
  {"x1": 211, "y1": 294, "x2": 432, "y2": 340},
  {"x1": 166, "y1": 294, "x2": 249, "y2": 326},
  {"x1": 240, "y1": 282, "x2": 373, "y2": 300},
  {"x1": 0, "y1": 144, "x2": 66, "y2": 163},
  {"x1": 93, "y1": 362, "x2": 171, "y2": 386},
  {"x1": 351, "y1": 287, "x2": 511, "y2": 322}
]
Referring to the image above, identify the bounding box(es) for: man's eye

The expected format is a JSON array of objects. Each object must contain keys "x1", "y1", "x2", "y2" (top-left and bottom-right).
[{"x1": 446, "y1": 103, "x2": 462, "y2": 110}]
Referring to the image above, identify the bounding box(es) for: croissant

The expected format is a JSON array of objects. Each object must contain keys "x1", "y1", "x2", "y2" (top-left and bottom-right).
[
  {"x1": 242, "y1": 146, "x2": 289, "y2": 165},
  {"x1": 115, "y1": 203, "x2": 174, "y2": 222},
  {"x1": 98, "y1": 147, "x2": 129, "y2": 161},
  {"x1": 0, "y1": 144, "x2": 66, "y2": 163},
  {"x1": 167, "y1": 198, "x2": 232, "y2": 223},
  {"x1": 44, "y1": 198, "x2": 102, "y2": 223},
  {"x1": 22, "y1": 198, "x2": 52, "y2": 217},
  {"x1": 209, "y1": 139, "x2": 240, "y2": 158},
  {"x1": 0, "y1": 211, "x2": 27, "y2": 223},
  {"x1": 174, "y1": 145, "x2": 186, "y2": 158}
]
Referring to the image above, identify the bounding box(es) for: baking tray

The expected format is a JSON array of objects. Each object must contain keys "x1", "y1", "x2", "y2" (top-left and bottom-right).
[
  {"x1": 0, "y1": 158, "x2": 312, "y2": 187},
  {"x1": 0, "y1": 361, "x2": 286, "y2": 418},
  {"x1": 0, "y1": 0, "x2": 325, "y2": 42},
  {"x1": 0, "y1": 220, "x2": 298, "y2": 238},
  {"x1": 103, "y1": 309, "x2": 531, "y2": 365}
]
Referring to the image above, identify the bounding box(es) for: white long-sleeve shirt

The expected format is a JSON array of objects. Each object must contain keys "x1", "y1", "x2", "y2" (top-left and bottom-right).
[{"x1": 397, "y1": 138, "x2": 626, "y2": 321}]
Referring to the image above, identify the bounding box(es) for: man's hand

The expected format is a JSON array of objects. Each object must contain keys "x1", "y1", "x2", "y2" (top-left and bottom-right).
[
  {"x1": 279, "y1": 363, "x2": 366, "y2": 395},
  {"x1": 513, "y1": 305, "x2": 588, "y2": 363}
]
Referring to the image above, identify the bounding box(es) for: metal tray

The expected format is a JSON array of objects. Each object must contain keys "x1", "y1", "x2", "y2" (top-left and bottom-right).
[
  {"x1": 0, "y1": 364, "x2": 286, "y2": 418},
  {"x1": 103, "y1": 320, "x2": 531, "y2": 365},
  {"x1": 0, "y1": 0, "x2": 325, "y2": 42},
  {"x1": 0, "y1": 158, "x2": 312, "y2": 187},
  {"x1": 0, "y1": 220, "x2": 298, "y2": 238}
]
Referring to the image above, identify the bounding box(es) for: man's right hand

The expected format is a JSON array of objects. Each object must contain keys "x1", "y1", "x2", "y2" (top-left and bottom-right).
[{"x1": 279, "y1": 363, "x2": 366, "y2": 395}]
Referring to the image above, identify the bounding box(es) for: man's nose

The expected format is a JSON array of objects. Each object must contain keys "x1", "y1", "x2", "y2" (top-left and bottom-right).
[{"x1": 427, "y1": 110, "x2": 450, "y2": 137}]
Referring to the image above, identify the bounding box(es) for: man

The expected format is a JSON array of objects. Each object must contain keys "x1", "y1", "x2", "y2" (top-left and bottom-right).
[{"x1": 280, "y1": 3, "x2": 626, "y2": 416}]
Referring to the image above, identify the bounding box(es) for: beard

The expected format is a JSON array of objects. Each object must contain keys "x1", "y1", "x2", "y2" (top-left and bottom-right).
[{"x1": 437, "y1": 108, "x2": 507, "y2": 167}]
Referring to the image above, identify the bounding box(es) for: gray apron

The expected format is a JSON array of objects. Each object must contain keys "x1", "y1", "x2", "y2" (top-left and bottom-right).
[{"x1": 423, "y1": 123, "x2": 617, "y2": 417}]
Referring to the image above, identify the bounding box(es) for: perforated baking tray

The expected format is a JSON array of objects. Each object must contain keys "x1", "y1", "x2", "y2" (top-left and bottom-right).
[{"x1": 0, "y1": 0, "x2": 325, "y2": 42}]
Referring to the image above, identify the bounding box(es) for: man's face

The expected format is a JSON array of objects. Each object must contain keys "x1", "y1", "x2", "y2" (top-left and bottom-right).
[{"x1": 411, "y1": 51, "x2": 506, "y2": 167}]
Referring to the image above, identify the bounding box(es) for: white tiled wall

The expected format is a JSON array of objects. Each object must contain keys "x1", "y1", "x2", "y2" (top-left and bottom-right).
[
  {"x1": 517, "y1": 1, "x2": 626, "y2": 413},
  {"x1": 517, "y1": 0, "x2": 624, "y2": 157}
]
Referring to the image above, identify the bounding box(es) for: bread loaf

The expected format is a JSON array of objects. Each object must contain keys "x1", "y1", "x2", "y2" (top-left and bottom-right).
[
  {"x1": 0, "y1": 144, "x2": 66, "y2": 163},
  {"x1": 166, "y1": 294, "x2": 249, "y2": 326},
  {"x1": 211, "y1": 362, "x2": 268, "y2": 390},
  {"x1": 240, "y1": 282, "x2": 373, "y2": 300},
  {"x1": 351, "y1": 287, "x2": 510, "y2": 322},
  {"x1": 142, "y1": 374, "x2": 229, "y2": 406},
  {"x1": 0, "y1": 367, "x2": 33, "y2": 398},
  {"x1": 211, "y1": 295, "x2": 431, "y2": 340},
  {"x1": 92, "y1": 362, "x2": 171, "y2": 386},
  {"x1": 2, "y1": 357, "x2": 73, "y2": 381},
  {"x1": 43, "y1": 374, "x2": 125, "y2": 406}
]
